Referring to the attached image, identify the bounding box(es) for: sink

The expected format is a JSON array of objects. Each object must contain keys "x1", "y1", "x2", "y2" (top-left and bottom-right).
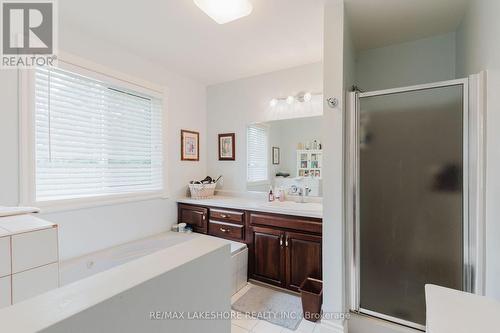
[{"x1": 261, "y1": 201, "x2": 322, "y2": 212}]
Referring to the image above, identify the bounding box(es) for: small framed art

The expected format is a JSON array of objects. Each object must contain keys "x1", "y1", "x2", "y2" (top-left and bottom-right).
[
  {"x1": 272, "y1": 147, "x2": 280, "y2": 165},
  {"x1": 181, "y1": 130, "x2": 200, "y2": 161},
  {"x1": 218, "y1": 133, "x2": 235, "y2": 161}
]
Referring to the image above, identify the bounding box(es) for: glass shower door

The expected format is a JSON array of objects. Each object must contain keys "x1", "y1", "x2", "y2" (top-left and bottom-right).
[{"x1": 357, "y1": 83, "x2": 466, "y2": 329}]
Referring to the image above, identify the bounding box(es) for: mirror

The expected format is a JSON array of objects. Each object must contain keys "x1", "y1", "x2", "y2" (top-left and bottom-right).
[{"x1": 246, "y1": 116, "x2": 323, "y2": 197}]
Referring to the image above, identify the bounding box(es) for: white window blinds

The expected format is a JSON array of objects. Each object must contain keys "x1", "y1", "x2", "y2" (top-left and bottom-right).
[
  {"x1": 34, "y1": 67, "x2": 163, "y2": 202},
  {"x1": 247, "y1": 124, "x2": 269, "y2": 183}
]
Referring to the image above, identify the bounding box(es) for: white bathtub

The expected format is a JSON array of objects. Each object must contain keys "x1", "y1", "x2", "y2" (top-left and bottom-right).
[
  {"x1": 60, "y1": 232, "x2": 248, "y2": 294},
  {"x1": 0, "y1": 234, "x2": 232, "y2": 333},
  {"x1": 60, "y1": 232, "x2": 200, "y2": 285}
]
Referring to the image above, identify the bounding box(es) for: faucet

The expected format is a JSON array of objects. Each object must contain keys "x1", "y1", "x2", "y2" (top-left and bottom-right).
[{"x1": 298, "y1": 186, "x2": 311, "y2": 203}]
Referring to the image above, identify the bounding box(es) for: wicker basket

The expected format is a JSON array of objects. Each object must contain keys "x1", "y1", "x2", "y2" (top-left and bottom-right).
[{"x1": 189, "y1": 183, "x2": 216, "y2": 199}]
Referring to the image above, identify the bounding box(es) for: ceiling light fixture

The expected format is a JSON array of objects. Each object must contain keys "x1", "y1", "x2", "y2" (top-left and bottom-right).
[{"x1": 194, "y1": 0, "x2": 253, "y2": 24}]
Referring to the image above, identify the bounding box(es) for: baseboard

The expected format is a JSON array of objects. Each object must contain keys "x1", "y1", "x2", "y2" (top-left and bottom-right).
[{"x1": 320, "y1": 318, "x2": 347, "y2": 333}]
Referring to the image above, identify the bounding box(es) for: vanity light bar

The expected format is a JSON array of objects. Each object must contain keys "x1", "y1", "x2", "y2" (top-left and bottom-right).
[{"x1": 269, "y1": 92, "x2": 322, "y2": 107}]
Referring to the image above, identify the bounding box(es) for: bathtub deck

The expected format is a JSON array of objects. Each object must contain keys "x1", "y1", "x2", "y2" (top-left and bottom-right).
[{"x1": 0, "y1": 235, "x2": 231, "y2": 333}]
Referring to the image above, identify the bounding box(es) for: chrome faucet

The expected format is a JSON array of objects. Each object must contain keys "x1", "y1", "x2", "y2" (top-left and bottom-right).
[{"x1": 298, "y1": 186, "x2": 311, "y2": 203}]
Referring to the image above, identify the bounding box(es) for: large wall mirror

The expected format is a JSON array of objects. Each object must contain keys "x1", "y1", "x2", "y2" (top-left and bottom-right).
[{"x1": 246, "y1": 115, "x2": 323, "y2": 197}]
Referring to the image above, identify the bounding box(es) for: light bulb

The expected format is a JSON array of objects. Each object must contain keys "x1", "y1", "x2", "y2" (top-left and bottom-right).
[
  {"x1": 286, "y1": 96, "x2": 295, "y2": 104},
  {"x1": 270, "y1": 98, "x2": 278, "y2": 107},
  {"x1": 303, "y1": 92, "x2": 312, "y2": 102}
]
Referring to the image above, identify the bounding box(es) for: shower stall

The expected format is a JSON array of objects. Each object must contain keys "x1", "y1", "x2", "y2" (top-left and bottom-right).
[{"x1": 346, "y1": 77, "x2": 485, "y2": 330}]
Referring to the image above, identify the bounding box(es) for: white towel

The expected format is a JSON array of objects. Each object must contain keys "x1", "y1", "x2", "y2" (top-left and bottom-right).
[{"x1": 0, "y1": 206, "x2": 40, "y2": 217}]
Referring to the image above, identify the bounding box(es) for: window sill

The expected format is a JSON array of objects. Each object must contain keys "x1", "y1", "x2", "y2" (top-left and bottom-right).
[
  {"x1": 24, "y1": 191, "x2": 169, "y2": 214},
  {"x1": 247, "y1": 181, "x2": 270, "y2": 187}
]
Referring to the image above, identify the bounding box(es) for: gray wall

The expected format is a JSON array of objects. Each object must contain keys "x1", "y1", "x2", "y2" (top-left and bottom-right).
[
  {"x1": 355, "y1": 32, "x2": 457, "y2": 91},
  {"x1": 456, "y1": 0, "x2": 500, "y2": 301}
]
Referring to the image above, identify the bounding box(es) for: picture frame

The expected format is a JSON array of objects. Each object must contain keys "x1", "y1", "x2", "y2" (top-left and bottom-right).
[
  {"x1": 181, "y1": 130, "x2": 200, "y2": 161},
  {"x1": 218, "y1": 133, "x2": 235, "y2": 161},
  {"x1": 272, "y1": 147, "x2": 280, "y2": 165}
]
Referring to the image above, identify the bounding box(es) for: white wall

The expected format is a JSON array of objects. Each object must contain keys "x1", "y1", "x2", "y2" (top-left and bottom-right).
[
  {"x1": 356, "y1": 32, "x2": 457, "y2": 91},
  {"x1": 206, "y1": 63, "x2": 323, "y2": 193},
  {"x1": 456, "y1": 0, "x2": 500, "y2": 301},
  {"x1": 0, "y1": 27, "x2": 207, "y2": 260},
  {"x1": 322, "y1": 1, "x2": 346, "y2": 332}
]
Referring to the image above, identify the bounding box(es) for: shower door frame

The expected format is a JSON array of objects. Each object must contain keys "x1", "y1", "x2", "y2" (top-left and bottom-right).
[{"x1": 345, "y1": 77, "x2": 485, "y2": 331}]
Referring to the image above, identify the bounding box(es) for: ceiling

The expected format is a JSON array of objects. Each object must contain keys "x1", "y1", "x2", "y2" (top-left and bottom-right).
[
  {"x1": 345, "y1": 0, "x2": 469, "y2": 51},
  {"x1": 59, "y1": 0, "x2": 324, "y2": 85}
]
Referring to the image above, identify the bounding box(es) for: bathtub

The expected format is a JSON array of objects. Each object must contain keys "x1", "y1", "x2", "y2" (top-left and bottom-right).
[
  {"x1": 0, "y1": 234, "x2": 232, "y2": 333},
  {"x1": 60, "y1": 232, "x2": 248, "y2": 294}
]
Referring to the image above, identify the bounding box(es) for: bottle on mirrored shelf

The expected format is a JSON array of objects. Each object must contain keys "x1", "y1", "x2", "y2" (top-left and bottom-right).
[{"x1": 268, "y1": 187, "x2": 275, "y2": 202}]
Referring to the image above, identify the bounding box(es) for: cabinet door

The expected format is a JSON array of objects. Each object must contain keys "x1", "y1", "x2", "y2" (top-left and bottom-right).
[
  {"x1": 11, "y1": 227, "x2": 58, "y2": 274},
  {"x1": 0, "y1": 236, "x2": 11, "y2": 278},
  {"x1": 0, "y1": 276, "x2": 11, "y2": 308},
  {"x1": 178, "y1": 204, "x2": 208, "y2": 234},
  {"x1": 12, "y1": 262, "x2": 59, "y2": 304},
  {"x1": 285, "y1": 231, "x2": 322, "y2": 292},
  {"x1": 252, "y1": 227, "x2": 285, "y2": 287}
]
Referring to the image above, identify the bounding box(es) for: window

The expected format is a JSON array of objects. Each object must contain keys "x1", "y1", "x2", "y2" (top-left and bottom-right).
[
  {"x1": 247, "y1": 124, "x2": 269, "y2": 184},
  {"x1": 26, "y1": 65, "x2": 164, "y2": 205}
]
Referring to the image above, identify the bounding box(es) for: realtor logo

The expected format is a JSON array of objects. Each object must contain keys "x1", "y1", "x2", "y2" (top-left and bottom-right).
[{"x1": 1, "y1": 0, "x2": 57, "y2": 68}]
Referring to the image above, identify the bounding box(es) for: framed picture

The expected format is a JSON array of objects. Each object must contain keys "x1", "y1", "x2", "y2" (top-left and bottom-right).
[
  {"x1": 181, "y1": 130, "x2": 199, "y2": 161},
  {"x1": 218, "y1": 133, "x2": 235, "y2": 161},
  {"x1": 272, "y1": 147, "x2": 280, "y2": 165}
]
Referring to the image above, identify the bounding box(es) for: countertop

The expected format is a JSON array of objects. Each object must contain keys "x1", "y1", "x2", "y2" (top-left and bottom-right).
[
  {"x1": 177, "y1": 195, "x2": 323, "y2": 219},
  {"x1": 0, "y1": 214, "x2": 57, "y2": 237}
]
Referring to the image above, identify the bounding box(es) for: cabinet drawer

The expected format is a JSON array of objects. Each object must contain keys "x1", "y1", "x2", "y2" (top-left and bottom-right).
[
  {"x1": 250, "y1": 213, "x2": 322, "y2": 234},
  {"x1": 12, "y1": 227, "x2": 58, "y2": 274},
  {"x1": 0, "y1": 276, "x2": 11, "y2": 308},
  {"x1": 0, "y1": 236, "x2": 11, "y2": 277},
  {"x1": 210, "y1": 209, "x2": 244, "y2": 224},
  {"x1": 12, "y1": 262, "x2": 59, "y2": 304},
  {"x1": 209, "y1": 221, "x2": 244, "y2": 241}
]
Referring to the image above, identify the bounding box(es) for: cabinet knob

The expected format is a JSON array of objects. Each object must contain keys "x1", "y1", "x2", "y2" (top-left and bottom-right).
[
  {"x1": 285, "y1": 236, "x2": 289, "y2": 247},
  {"x1": 202, "y1": 214, "x2": 206, "y2": 220},
  {"x1": 280, "y1": 235, "x2": 283, "y2": 247},
  {"x1": 221, "y1": 214, "x2": 228, "y2": 218},
  {"x1": 220, "y1": 228, "x2": 229, "y2": 233}
]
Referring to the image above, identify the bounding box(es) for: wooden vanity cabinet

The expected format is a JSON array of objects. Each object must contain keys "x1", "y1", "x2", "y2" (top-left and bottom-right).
[
  {"x1": 176, "y1": 202, "x2": 322, "y2": 293},
  {"x1": 249, "y1": 212, "x2": 322, "y2": 292},
  {"x1": 178, "y1": 204, "x2": 208, "y2": 234}
]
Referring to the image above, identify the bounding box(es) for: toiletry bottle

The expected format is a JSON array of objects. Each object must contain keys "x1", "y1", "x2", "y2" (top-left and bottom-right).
[
  {"x1": 268, "y1": 187, "x2": 275, "y2": 202},
  {"x1": 279, "y1": 188, "x2": 285, "y2": 202}
]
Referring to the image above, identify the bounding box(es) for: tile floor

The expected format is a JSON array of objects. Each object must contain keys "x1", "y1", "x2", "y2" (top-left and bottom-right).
[{"x1": 231, "y1": 283, "x2": 321, "y2": 333}]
